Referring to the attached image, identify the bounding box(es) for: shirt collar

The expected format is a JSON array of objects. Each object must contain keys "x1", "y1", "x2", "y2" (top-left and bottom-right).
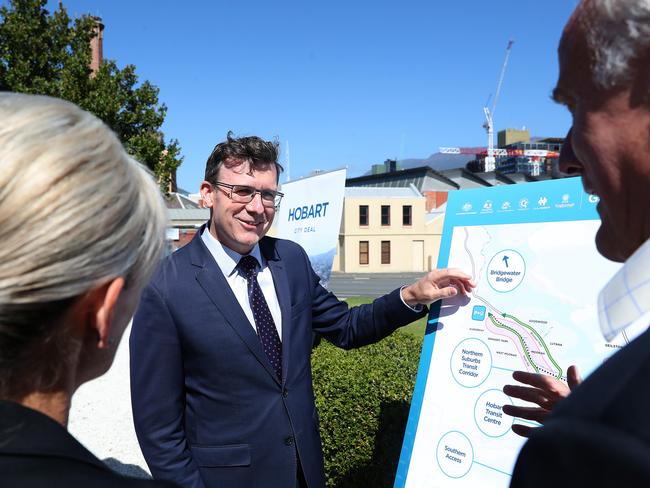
[
  {"x1": 201, "y1": 227, "x2": 264, "y2": 277},
  {"x1": 599, "y1": 238, "x2": 650, "y2": 341}
]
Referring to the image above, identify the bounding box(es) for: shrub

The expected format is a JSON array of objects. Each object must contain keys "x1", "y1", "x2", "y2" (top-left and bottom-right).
[{"x1": 311, "y1": 332, "x2": 423, "y2": 487}]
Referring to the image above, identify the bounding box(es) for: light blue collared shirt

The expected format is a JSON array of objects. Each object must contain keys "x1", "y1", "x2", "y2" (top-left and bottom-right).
[{"x1": 599, "y1": 238, "x2": 650, "y2": 342}]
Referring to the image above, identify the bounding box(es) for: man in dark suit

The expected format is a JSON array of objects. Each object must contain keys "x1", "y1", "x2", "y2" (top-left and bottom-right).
[
  {"x1": 501, "y1": 0, "x2": 650, "y2": 485},
  {"x1": 130, "y1": 132, "x2": 475, "y2": 488}
]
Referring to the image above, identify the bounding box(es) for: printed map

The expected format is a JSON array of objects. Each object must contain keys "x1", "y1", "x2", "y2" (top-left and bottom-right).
[{"x1": 400, "y1": 220, "x2": 631, "y2": 486}]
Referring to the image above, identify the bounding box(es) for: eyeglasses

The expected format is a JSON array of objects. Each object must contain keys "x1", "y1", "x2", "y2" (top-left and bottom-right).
[{"x1": 213, "y1": 181, "x2": 284, "y2": 208}]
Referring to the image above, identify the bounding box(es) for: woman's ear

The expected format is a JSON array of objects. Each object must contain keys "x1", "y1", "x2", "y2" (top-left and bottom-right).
[{"x1": 86, "y1": 277, "x2": 126, "y2": 349}]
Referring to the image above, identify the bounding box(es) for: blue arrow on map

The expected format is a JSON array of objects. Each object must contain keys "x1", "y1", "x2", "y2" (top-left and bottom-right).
[{"x1": 502, "y1": 255, "x2": 510, "y2": 268}]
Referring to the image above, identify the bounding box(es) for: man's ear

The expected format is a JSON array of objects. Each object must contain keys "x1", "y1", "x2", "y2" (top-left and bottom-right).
[
  {"x1": 200, "y1": 181, "x2": 215, "y2": 209},
  {"x1": 90, "y1": 277, "x2": 126, "y2": 349}
]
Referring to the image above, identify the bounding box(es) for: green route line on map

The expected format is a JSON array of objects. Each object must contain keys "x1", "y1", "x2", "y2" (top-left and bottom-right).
[
  {"x1": 503, "y1": 314, "x2": 563, "y2": 379},
  {"x1": 488, "y1": 313, "x2": 539, "y2": 373},
  {"x1": 463, "y1": 228, "x2": 563, "y2": 379}
]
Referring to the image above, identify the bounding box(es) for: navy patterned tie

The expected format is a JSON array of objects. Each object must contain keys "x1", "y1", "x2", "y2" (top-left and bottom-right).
[{"x1": 239, "y1": 255, "x2": 282, "y2": 380}]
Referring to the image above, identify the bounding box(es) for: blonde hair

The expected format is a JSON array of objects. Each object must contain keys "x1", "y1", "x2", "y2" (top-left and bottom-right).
[{"x1": 0, "y1": 93, "x2": 167, "y2": 397}]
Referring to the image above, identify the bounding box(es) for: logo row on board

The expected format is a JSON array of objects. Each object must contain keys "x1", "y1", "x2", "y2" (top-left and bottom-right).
[{"x1": 457, "y1": 193, "x2": 599, "y2": 215}]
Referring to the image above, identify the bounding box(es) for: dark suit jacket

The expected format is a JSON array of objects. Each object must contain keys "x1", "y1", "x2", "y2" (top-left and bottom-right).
[
  {"x1": 130, "y1": 229, "x2": 426, "y2": 488},
  {"x1": 0, "y1": 400, "x2": 176, "y2": 487},
  {"x1": 511, "y1": 327, "x2": 650, "y2": 486}
]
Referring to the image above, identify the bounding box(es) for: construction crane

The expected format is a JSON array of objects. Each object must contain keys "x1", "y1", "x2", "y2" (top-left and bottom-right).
[{"x1": 483, "y1": 39, "x2": 514, "y2": 171}]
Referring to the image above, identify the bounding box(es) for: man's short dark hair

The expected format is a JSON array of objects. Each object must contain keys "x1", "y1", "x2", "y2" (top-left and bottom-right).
[{"x1": 205, "y1": 131, "x2": 284, "y2": 182}]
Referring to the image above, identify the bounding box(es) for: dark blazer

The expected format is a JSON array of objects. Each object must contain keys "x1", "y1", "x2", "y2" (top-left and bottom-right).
[
  {"x1": 130, "y1": 228, "x2": 426, "y2": 488},
  {"x1": 511, "y1": 327, "x2": 650, "y2": 486},
  {"x1": 0, "y1": 400, "x2": 176, "y2": 487}
]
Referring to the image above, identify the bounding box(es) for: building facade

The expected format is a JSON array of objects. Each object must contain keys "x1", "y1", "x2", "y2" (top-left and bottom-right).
[
  {"x1": 332, "y1": 187, "x2": 445, "y2": 273},
  {"x1": 163, "y1": 191, "x2": 208, "y2": 251},
  {"x1": 495, "y1": 138, "x2": 562, "y2": 177}
]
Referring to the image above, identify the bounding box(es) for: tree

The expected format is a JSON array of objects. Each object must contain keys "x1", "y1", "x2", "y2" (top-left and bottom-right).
[{"x1": 0, "y1": 0, "x2": 182, "y2": 191}]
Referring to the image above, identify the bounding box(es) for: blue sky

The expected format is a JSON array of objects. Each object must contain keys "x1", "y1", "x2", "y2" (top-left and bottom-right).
[{"x1": 36, "y1": 0, "x2": 578, "y2": 191}]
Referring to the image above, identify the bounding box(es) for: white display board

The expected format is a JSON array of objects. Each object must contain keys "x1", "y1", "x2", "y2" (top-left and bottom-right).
[
  {"x1": 395, "y1": 178, "x2": 642, "y2": 487},
  {"x1": 275, "y1": 169, "x2": 346, "y2": 288}
]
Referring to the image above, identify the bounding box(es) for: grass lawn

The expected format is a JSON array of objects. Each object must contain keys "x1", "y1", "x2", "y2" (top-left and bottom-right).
[{"x1": 342, "y1": 296, "x2": 428, "y2": 338}]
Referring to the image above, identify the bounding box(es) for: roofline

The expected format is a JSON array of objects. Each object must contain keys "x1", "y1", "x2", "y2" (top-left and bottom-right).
[
  {"x1": 495, "y1": 171, "x2": 517, "y2": 184},
  {"x1": 440, "y1": 167, "x2": 494, "y2": 187},
  {"x1": 345, "y1": 165, "x2": 460, "y2": 189}
]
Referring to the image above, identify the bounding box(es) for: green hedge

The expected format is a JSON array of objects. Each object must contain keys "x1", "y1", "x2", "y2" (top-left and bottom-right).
[{"x1": 311, "y1": 332, "x2": 423, "y2": 487}]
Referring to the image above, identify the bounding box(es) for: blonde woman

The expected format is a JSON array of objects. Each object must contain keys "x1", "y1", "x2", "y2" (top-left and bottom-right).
[{"x1": 0, "y1": 93, "x2": 176, "y2": 487}]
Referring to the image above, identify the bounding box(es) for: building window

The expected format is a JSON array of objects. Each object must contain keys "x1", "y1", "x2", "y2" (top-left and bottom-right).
[
  {"x1": 403, "y1": 205, "x2": 412, "y2": 226},
  {"x1": 381, "y1": 205, "x2": 390, "y2": 226},
  {"x1": 359, "y1": 241, "x2": 369, "y2": 265},
  {"x1": 381, "y1": 241, "x2": 391, "y2": 264},
  {"x1": 359, "y1": 205, "x2": 369, "y2": 226}
]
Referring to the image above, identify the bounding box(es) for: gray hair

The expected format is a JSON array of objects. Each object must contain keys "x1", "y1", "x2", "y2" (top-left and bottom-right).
[
  {"x1": 579, "y1": 0, "x2": 650, "y2": 90},
  {"x1": 0, "y1": 93, "x2": 167, "y2": 397}
]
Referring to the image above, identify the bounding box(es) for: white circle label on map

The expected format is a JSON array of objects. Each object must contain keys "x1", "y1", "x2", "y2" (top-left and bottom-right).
[
  {"x1": 473, "y1": 389, "x2": 513, "y2": 437},
  {"x1": 436, "y1": 431, "x2": 474, "y2": 478},
  {"x1": 487, "y1": 249, "x2": 526, "y2": 292},
  {"x1": 450, "y1": 338, "x2": 492, "y2": 388}
]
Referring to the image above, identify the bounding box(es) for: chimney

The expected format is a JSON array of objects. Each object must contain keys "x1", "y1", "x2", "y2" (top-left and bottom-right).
[{"x1": 90, "y1": 16, "x2": 104, "y2": 76}]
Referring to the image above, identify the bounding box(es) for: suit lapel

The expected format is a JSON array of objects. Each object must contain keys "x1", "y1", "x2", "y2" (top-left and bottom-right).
[
  {"x1": 266, "y1": 259, "x2": 291, "y2": 386},
  {"x1": 261, "y1": 238, "x2": 292, "y2": 386},
  {"x1": 190, "y1": 229, "x2": 281, "y2": 385}
]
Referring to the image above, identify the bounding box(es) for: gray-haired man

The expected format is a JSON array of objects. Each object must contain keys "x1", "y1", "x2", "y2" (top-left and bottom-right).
[{"x1": 506, "y1": 1, "x2": 650, "y2": 485}]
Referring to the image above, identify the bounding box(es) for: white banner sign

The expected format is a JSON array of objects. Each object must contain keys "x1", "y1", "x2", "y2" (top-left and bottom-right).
[{"x1": 275, "y1": 169, "x2": 346, "y2": 288}]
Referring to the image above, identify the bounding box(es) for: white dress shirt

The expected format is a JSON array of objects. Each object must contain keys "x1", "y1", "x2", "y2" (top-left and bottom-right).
[
  {"x1": 599, "y1": 238, "x2": 650, "y2": 342},
  {"x1": 201, "y1": 229, "x2": 283, "y2": 340}
]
